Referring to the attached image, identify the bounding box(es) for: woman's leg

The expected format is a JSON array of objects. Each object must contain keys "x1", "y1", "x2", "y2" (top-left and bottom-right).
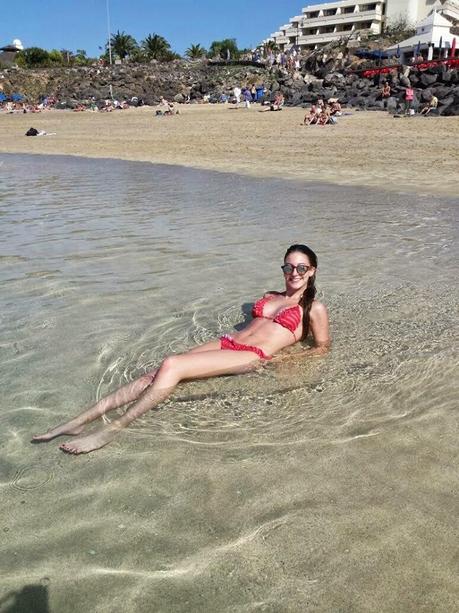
[
  {"x1": 60, "y1": 349, "x2": 260, "y2": 454},
  {"x1": 32, "y1": 340, "x2": 222, "y2": 442},
  {"x1": 31, "y1": 370, "x2": 159, "y2": 442}
]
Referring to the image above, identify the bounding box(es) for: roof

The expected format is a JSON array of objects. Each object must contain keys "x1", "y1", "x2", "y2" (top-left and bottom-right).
[
  {"x1": 0, "y1": 44, "x2": 21, "y2": 52},
  {"x1": 386, "y1": 29, "x2": 456, "y2": 50},
  {"x1": 416, "y1": 11, "x2": 454, "y2": 31}
]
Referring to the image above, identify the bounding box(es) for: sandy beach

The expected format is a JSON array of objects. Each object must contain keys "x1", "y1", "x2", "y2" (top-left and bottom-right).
[{"x1": 1, "y1": 105, "x2": 458, "y2": 196}]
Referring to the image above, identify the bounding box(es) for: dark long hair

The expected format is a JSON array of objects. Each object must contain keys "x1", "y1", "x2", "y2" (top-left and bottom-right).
[{"x1": 284, "y1": 244, "x2": 318, "y2": 341}]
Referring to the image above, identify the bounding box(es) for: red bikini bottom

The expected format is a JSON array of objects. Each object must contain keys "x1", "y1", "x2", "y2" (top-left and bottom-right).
[{"x1": 219, "y1": 334, "x2": 271, "y2": 360}]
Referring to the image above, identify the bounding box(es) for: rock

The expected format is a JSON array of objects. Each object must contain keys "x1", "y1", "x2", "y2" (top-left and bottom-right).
[
  {"x1": 442, "y1": 97, "x2": 459, "y2": 116},
  {"x1": 438, "y1": 96, "x2": 454, "y2": 114},
  {"x1": 174, "y1": 93, "x2": 185, "y2": 103},
  {"x1": 420, "y1": 72, "x2": 437, "y2": 87},
  {"x1": 323, "y1": 72, "x2": 345, "y2": 86},
  {"x1": 368, "y1": 100, "x2": 385, "y2": 110},
  {"x1": 399, "y1": 75, "x2": 411, "y2": 88},
  {"x1": 386, "y1": 96, "x2": 398, "y2": 112},
  {"x1": 310, "y1": 79, "x2": 324, "y2": 91},
  {"x1": 421, "y1": 88, "x2": 433, "y2": 102},
  {"x1": 432, "y1": 85, "x2": 452, "y2": 100},
  {"x1": 347, "y1": 95, "x2": 366, "y2": 107}
]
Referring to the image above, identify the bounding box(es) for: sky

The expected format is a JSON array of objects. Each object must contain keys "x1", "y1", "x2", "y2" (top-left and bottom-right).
[{"x1": 1, "y1": 1, "x2": 322, "y2": 57}]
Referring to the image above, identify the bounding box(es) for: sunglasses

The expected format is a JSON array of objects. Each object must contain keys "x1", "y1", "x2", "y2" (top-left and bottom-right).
[{"x1": 281, "y1": 263, "x2": 311, "y2": 275}]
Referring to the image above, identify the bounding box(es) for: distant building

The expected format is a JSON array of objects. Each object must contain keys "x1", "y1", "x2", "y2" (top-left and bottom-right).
[
  {"x1": 0, "y1": 39, "x2": 23, "y2": 66},
  {"x1": 262, "y1": 0, "x2": 450, "y2": 51},
  {"x1": 386, "y1": 9, "x2": 458, "y2": 60}
]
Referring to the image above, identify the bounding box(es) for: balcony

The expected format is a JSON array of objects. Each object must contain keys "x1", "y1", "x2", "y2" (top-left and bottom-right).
[{"x1": 297, "y1": 8, "x2": 383, "y2": 29}]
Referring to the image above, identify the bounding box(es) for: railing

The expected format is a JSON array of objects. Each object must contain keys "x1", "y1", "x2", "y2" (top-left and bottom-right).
[{"x1": 298, "y1": 8, "x2": 383, "y2": 27}]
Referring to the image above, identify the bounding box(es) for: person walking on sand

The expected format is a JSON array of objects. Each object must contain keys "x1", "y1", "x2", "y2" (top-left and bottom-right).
[{"x1": 32, "y1": 244, "x2": 330, "y2": 455}]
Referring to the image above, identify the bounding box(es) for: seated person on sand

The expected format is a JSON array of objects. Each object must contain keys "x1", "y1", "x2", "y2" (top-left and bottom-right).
[
  {"x1": 270, "y1": 92, "x2": 284, "y2": 111},
  {"x1": 32, "y1": 243, "x2": 330, "y2": 455},
  {"x1": 303, "y1": 105, "x2": 319, "y2": 125},
  {"x1": 318, "y1": 106, "x2": 336, "y2": 126},
  {"x1": 157, "y1": 97, "x2": 179, "y2": 116},
  {"x1": 420, "y1": 95, "x2": 438, "y2": 115},
  {"x1": 329, "y1": 100, "x2": 342, "y2": 116}
]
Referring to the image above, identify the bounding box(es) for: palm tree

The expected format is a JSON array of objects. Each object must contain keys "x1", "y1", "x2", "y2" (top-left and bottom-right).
[
  {"x1": 141, "y1": 34, "x2": 172, "y2": 60},
  {"x1": 185, "y1": 44, "x2": 206, "y2": 59},
  {"x1": 209, "y1": 38, "x2": 240, "y2": 60},
  {"x1": 110, "y1": 30, "x2": 138, "y2": 60}
]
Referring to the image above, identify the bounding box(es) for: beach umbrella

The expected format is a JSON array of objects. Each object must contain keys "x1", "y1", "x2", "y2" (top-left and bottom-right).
[
  {"x1": 415, "y1": 40, "x2": 421, "y2": 57},
  {"x1": 438, "y1": 36, "x2": 443, "y2": 58},
  {"x1": 451, "y1": 37, "x2": 456, "y2": 58},
  {"x1": 396, "y1": 44, "x2": 400, "y2": 58}
]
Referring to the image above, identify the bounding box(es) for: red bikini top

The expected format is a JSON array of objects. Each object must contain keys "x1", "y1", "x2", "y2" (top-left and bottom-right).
[{"x1": 252, "y1": 294, "x2": 302, "y2": 339}]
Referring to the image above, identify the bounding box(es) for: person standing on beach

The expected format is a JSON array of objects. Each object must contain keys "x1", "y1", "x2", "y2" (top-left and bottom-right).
[
  {"x1": 32, "y1": 244, "x2": 330, "y2": 455},
  {"x1": 405, "y1": 87, "x2": 414, "y2": 114}
]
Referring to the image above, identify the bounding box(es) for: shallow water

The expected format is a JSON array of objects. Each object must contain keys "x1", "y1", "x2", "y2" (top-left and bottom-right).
[{"x1": 0, "y1": 153, "x2": 458, "y2": 612}]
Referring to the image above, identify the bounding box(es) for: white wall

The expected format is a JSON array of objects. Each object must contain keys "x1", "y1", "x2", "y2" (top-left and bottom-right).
[{"x1": 385, "y1": 0, "x2": 434, "y2": 25}]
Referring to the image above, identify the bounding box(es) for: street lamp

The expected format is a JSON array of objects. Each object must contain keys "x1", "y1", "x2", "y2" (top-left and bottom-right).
[
  {"x1": 106, "y1": 0, "x2": 113, "y2": 98},
  {"x1": 106, "y1": 0, "x2": 113, "y2": 65}
]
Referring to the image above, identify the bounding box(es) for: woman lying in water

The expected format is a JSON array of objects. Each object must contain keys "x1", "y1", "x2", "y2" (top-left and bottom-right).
[{"x1": 32, "y1": 244, "x2": 330, "y2": 454}]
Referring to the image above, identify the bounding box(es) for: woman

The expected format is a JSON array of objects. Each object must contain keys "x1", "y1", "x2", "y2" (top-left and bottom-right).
[{"x1": 32, "y1": 244, "x2": 330, "y2": 454}]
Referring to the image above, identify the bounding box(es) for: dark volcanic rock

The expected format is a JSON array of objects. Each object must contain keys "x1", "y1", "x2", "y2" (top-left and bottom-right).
[{"x1": 420, "y1": 72, "x2": 437, "y2": 86}]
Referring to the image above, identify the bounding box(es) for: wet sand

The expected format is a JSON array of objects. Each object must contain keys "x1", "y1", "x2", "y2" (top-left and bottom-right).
[{"x1": 0, "y1": 105, "x2": 458, "y2": 196}]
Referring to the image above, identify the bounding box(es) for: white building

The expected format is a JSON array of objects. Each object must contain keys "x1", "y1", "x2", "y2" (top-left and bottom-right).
[
  {"x1": 386, "y1": 10, "x2": 458, "y2": 59},
  {"x1": 264, "y1": 0, "x2": 441, "y2": 51}
]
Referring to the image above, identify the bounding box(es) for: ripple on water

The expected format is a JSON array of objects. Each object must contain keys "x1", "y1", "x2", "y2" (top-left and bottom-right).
[
  {"x1": 10, "y1": 463, "x2": 55, "y2": 491},
  {"x1": 87, "y1": 282, "x2": 458, "y2": 449}
]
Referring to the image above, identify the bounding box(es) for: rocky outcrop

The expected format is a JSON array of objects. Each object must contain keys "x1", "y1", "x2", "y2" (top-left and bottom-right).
[
  {"x1": 1, "y1": 58, "x2": 458, "y2": 115},
  {"x1": 0, "y1": 62, "x2": 272, "y2": 106}
]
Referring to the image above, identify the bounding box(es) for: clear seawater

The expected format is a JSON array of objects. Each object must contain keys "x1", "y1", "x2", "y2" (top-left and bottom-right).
[{"x1": 0, "y1": 153, "x2": 458, "y2": 612}]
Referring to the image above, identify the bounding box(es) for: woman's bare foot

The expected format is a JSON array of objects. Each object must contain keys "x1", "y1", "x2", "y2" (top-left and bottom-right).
[
  {"x1": 31, "y1": 421, "x2": 84, "y2": 443},
  {"x1": 59, "y1": 427, "x2": 117, "y2": 455}
]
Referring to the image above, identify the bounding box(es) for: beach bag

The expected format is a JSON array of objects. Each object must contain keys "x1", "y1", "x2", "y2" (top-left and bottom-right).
[{"x1": 25, "y1": 127, "x2": 39, "y2": 136}]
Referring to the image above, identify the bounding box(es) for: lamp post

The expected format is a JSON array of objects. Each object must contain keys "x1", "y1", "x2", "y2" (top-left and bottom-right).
[{"x1": 106, "y1": 0, "x2": 113, "y2": 98}]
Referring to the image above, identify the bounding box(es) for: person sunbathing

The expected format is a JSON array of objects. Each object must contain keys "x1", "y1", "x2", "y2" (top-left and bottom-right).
[
  {"x1": 420, "y1": 95, "x2": 438, "y2": 115},
  {"x1": 303, "y1": 105, "x2": 319, "y2": 125},
  {"x1": 32, "y1": 244, "x2": 330, "y2": 454}
]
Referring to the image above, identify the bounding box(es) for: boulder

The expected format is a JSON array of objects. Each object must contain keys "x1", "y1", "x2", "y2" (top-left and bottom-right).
[
  {"x1": 367, "y1": 100, "x2": 385, "y2": 110},
  {"x1": 386, "y1": 96, "x2": 398, "y2": 112},
  {"x1": 310, "y1": 79, "x2": 324, "y2": 91},
  {"x1": 421, "y1": 88, "x2": 433, "y2": 102},
  {"x1": 438, "y1": 96, "x2": 454, "y2": 114},
  {"x1": 432, "y1": 85, "x2": 452, "y2": 100},
  {"x1": 420, "y1": 72, "x2": 437, "y2": 87},
  {"x1": 347, "y1": 95, "x2": 366, "y2": 107},
  {"x1": 399, "y1": 75, "x2": 411, "y2": 88},
  {"x1": 441, "y1": 97, "x2": 459, "y2": 116}
]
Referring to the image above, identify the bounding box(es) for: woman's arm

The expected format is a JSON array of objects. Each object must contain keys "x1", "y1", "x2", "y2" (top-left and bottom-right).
[{"x1": 309, "y1": 301, "x2": 330, "y2": 351}]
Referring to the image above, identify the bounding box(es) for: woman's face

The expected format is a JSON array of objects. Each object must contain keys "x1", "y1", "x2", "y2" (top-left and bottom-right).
[{"x1": 283, "y1": 250, "x2": 315, "y2": 294}]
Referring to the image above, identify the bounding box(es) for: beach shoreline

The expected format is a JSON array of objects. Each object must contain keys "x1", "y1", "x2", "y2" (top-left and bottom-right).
[{"x1": 1, "y1": 105, "x2": 458, "y2": 197}]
